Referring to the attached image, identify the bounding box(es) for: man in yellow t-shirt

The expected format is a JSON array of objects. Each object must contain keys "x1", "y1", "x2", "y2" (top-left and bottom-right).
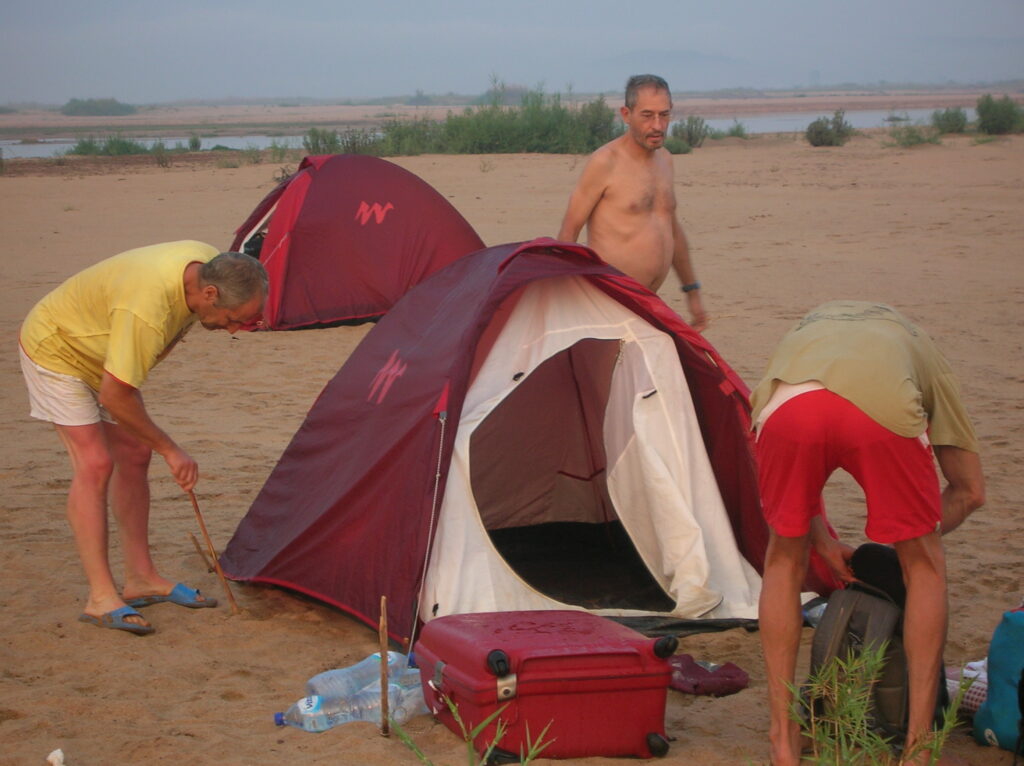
[
  {"x1": 751, "y1": 301, "x2": 985, "y2": 766},
  {"x1": 19, "y1": 241, "x2": 267, "y2": 636}
]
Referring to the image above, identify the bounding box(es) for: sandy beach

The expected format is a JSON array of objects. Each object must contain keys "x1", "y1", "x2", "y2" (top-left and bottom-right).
[{"x1": 1, "y1": 126, "x2": 1021, "y2": 764}]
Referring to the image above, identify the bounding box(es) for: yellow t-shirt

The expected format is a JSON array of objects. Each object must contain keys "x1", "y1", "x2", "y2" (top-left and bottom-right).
[
  {"x1": 749, "y1": 301, "x2": 979, "y2": 452},
  {"x1": 20, "y1": 240, "x2": 218, "y2": 390}
]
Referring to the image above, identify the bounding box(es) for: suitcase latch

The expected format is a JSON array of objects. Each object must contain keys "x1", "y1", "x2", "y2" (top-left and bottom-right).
[{"x1": 495, "y1": 673, "x2": 517, "y2": 701}]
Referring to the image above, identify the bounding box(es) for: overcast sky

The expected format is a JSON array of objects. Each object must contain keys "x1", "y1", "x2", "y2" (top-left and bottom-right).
[{"x1": 2, "y1": 0, "x2": 1022, "y2": 104}]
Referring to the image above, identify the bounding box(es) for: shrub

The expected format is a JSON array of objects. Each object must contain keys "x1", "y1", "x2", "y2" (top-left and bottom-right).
[
  {"x1": 337, "y1": 127, "x2": 379, "y2": 155},
  {"x1": 100, "y1": 135, "x2": 149, "y2": 155},
  {"x1": 931, "y1": 107, "x2": 967, "y2": 134},
  {"x1": 806, "y1": 110, "x2": 854, "y2": 147},
  {"x1": 792, "y1": 643, "x2": 968, "y2": 765},
  {"x1": 68, "y1": 135, "x2": 149, "y2": 156},
  {"x1": 726, "y1": 120, "x2": 748, "y2": 139},
  {"x1": 302, "y1": 127, "x2": 342, "y2": 154},
  {"x1": 976, "y1": 93, "x2": 1023, "y2": 135},
  {"x1": 60, "y1": 98, "x2": 136, "y2": 116},
  {"x1": 188, "y1": 133, "x2": 202, "y2": 152},
  {"x1": 887, "y1": 124, "x2": 940, "y2": 148},
  {"x1": 663, "y1": 137, "x2": 691, "y2": 154},
  {"x1": 151, "y1": 140, "x2": 170, "y2": 167},
  {"x1": 268, "y1": 140, "x2": 292, "y2": 163},
  {"x1": 242, "y1": 144, "x2": 263, "y2": 164},
  {"x1": 0, "y1": 147, "x2": 5, "y2": 174},
  {"x1": 672, "y1": 115, "x2": 708, "y2": 148}
]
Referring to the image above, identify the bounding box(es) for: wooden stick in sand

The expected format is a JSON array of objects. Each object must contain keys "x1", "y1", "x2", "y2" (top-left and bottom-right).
[
  {"x1": 188, "y1": 532, "x2": 215, "y2": 573},
  {"x1": 187, "y1": 490, "x2": 240, "y2": 615},
  {"x1": 379, "y1": 595, "x2": 390, "y2": 736}
]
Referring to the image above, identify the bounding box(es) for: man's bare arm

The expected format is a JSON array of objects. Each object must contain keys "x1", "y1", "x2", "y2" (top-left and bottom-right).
[
  {"x1": 98, "y1": 372, "x2": 198, "y2": 490},
  {"x1": 671, "y1": 217, "x2": 709, "y2": 332},
  {"x1": 557, "y1": 152, "x2": 612, "y2": 242},
  {"x1": 933, "y1": 445, "x2": 985, "y2": 534}
]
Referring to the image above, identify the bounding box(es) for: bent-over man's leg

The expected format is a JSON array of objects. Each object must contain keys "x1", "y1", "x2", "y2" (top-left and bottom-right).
[
  {"x1": 894, "y1": 531, "x2": 947, "y2": 763},
  {"x1": 55, "y1": 423, "x2": 149, "y2": 630},
  {"x1": 760, "y1": 531, "x2": 811, "y2": 766},
  {"x1": 102, "y1": 422, "x2": 171, "y2": 601}
]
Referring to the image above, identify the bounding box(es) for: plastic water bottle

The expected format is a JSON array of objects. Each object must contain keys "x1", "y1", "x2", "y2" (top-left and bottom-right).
[
  {"x1": 275, "y1": 667, "x2": 428, "y2": 732},
  {"x1": 305, "y1": 650, "x2": 409, "y2": 700}
]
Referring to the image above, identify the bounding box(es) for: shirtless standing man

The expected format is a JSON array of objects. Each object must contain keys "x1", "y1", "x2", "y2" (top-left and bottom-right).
[{"x1": 557, "y1": 74, "x2": 708, "y2": 331}]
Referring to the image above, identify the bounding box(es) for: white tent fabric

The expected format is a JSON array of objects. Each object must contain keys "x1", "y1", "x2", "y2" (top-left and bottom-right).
[{"x1": 420, "y1": 276, "x2": 763, "y2": 621}]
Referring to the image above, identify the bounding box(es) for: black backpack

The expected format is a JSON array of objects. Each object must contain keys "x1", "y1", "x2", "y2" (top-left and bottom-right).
[{"x1": 806, "y1": 544, "x2": 948, "y2": 742}]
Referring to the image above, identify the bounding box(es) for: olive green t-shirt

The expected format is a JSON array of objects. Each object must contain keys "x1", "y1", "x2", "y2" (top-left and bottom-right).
[{"x1": 749, "y1": 301, "x2": 979, "y2": 452}]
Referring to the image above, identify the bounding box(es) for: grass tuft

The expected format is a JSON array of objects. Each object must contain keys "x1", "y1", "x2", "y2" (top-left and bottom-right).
[{"x1": 791, "y1": 643, "x2": 969, "y2": 765}]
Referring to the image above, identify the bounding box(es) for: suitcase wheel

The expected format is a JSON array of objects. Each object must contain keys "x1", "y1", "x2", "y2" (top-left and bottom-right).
[
  {"x1": 646, "y1": 732, "x2": 670, "y2": 758},
  {"x1": 653, "y1": 635, "x2": 679, "y2": 658},
  {"x1": 486, "y1": 649, "x2": 511, "y2": 676}
]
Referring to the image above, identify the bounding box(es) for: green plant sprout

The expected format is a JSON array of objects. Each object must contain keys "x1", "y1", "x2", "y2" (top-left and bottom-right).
[
  {"x1": 789, "y1": 643, "x2": 970, "y2": 766},
  {"x1": 390, "y1": 693, "x2": 553, "y2": 766}
]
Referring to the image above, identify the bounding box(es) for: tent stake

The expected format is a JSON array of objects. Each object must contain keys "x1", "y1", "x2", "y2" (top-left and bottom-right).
[
  {"x1": 188, "y1": 490, "x2": 239, "y2": 615},
  {"x1": 379, "y1": 595, "x2": 390, "y2": 736}
]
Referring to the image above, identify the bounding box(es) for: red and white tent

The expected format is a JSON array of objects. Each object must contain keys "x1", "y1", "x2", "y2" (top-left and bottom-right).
[
  {"x1": 231, "y1": 153, "x2": 484, "y2": 329},
  {"x1": 221, "y1": 239, "x2": 832, "y2": 643}
]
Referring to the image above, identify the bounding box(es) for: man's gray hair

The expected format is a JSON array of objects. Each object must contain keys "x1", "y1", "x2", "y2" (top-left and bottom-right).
[
  {"x1": 625, "y1": 74, "x2": 671, "y2": 109},
  {"x1": 200, "y1": 252, "x2": 269, "y2": 308}
]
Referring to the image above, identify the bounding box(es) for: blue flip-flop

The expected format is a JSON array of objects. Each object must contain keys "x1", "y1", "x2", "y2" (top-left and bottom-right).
[
  {"x1": 126, "y1": 583, "x2": 218, "y2": 609},
  {"x1": 78, "y1": 605, "x2": 154, "y2": 635}
]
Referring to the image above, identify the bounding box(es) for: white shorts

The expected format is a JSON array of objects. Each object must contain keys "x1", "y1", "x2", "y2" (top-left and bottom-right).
[{"x1": 19, "y1": 345, "x2": 115, "y2": 426}]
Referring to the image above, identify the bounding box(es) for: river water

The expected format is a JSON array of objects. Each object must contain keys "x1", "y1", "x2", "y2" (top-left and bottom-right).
[{"x1": 0, "y1": 107, "x2": 974, "y2": 160}]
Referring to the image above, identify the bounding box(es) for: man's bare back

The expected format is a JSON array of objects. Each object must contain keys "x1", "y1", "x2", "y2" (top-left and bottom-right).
[{"x1": 557, "y1": 76, "x2": 707, "y2": 330}]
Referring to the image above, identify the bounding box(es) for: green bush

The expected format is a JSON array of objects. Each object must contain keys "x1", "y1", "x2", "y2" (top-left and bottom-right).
[
  {"x1": 806, "y1": 110, "x2": 855, "y2": 147},
  {"x1": 68, "y1": 135, "x2": 150, "y2": 156},
  {"x1": 302, "y1": 127, "x2": 342, "y2": 154},
  {"x1": 663, "y1": 137, "x2": 691, "y2": 154},
  {"x1": 888, "y1": 124, "x2": 941, "y2": 148},
  {"x1": 151, "y1": 140, "x2": 170, "y2": 167},
  {"x1": 297, "y1": 89, "x2": 619, "y2": 158},
  {"x1": 267, "y1": 140, "x2": 292, "y2": 163},
  {"x1": 672, "y1": 115, "x2": 708, "y2": 148},
  {"x1": 930, "y1": 107, "x2": 967, "y2": 134},
  {"x1": 60, "y1": 98, "x2": 136, "y2": 116},
  {"x1": 976, "y1": 93, "x2": 1023, "y2": 135},
  {"x1": 188, "y1": 133, "x2": 202, "y2": 152},
  {"x1": 726, "y1": 120, "x2": 748, "y2": 138},
  {"x1": 792, "y1": 644, "x2": 968, "y2": 765}
]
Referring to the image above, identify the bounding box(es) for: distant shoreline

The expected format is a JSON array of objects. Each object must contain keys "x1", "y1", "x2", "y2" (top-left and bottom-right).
[{"x1": 2, "y1": 87, "x2": 1018, "y2": 142}]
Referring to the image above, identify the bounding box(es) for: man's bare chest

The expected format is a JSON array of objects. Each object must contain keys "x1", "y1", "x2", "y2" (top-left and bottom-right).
[{"x1": 604, "y1": 169, "x2": 675, "y2": 215}]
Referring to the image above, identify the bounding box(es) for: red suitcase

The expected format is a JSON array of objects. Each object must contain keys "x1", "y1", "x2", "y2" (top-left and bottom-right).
[{"x1": 414, "y1": 610, "x2": 677, "y2": 761}]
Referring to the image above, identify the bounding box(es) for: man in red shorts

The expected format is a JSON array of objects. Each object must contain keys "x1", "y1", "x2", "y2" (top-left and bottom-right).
[{"x1": 751, "y1": 301, "x2": 985, "y2": 766}]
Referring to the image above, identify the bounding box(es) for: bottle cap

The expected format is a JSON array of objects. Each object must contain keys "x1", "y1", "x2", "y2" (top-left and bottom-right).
[{"x1": 274, "y1": 712, "x2": 285, "y2": 726}]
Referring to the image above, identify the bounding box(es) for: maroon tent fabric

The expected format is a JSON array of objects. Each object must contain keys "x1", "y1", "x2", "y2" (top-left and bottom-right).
[
  {"x1": 220, "y1": 239, "x2": 833, "y2": 644},
  {"x1": 230, "y1": 154, "x2": 484, "y2": 330}
]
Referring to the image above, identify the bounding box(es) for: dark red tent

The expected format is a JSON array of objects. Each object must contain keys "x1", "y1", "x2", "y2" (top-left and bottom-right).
[
  {"x1": 221, "y1": 239, "x2": 835, "y2": 645},
  {"x1": 230, "y1": 153, "x2": 484, "y2": 330}
]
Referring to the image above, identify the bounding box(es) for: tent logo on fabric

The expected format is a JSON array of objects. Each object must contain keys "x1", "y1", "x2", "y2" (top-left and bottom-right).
[
  {"x1": 355, "y1": 201, "x2": 395, "y2": 225},
  {"x1": 368, "y1": 349, "x2": 407, "y2": 403}
]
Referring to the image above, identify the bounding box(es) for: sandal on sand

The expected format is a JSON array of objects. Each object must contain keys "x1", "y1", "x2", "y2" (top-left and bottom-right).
[
  {"x1": 126, "y1": 582, "x2": 217, "y2": 609},
  {"x1": 78, "y1": 606, "x2": 154, "y2": 636}
]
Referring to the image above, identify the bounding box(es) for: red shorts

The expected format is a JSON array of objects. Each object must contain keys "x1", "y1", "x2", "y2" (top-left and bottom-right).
[{"x1": 756, "y1": 389, "x2": 941, "y2": 543}]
